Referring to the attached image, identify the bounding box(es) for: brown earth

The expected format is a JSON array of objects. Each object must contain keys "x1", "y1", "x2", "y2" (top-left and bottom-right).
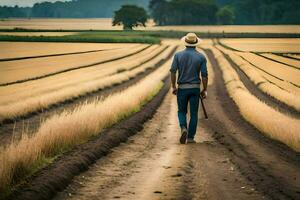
[{"x1": 6, "y1": 46, "x2": 300, "y2": 200}]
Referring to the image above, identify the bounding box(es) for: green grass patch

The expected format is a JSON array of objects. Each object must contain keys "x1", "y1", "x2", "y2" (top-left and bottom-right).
[
  {"x1": 0, "y1": 28, "x2": 300, "y2": 38},
  {"x1": 0, "y1": 32, "x2": 161, "y2": 44}
]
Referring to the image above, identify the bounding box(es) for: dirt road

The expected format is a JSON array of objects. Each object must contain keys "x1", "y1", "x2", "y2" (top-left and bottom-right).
[
  {"x1": 53, "y1": 93, "x2": 266, "y2": 200},
  {"x1": 51, "y1": 48, "x2": 300, "y2": 200}
]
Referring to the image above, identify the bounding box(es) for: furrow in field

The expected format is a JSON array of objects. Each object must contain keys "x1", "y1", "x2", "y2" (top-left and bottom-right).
[
  {"x1": 0, "y1": 45, "x2": 165, "y2": 104},
  {"x1": 0, "y1": 48, "x2": 118, "y2": 62},
  {"x1": 0, "y1": 42, "x2": 138, "y2": 60},
  {"x1": 0, "y1": 46, "x2": 176, "y2": 192},
  {"x1": 216, "y1": 44, "x2": 300, "y2": 113},
  {"x1": 0, "y1": 44, "x2": 150, "y2": 85},
  {"x1": 0, "y1": 45, "x2": 176, "y2": 124},
  {"x1": 203, "y1": 47, "x2": 300, "y2": 200},
  {"x1": 207, "y1": 45, "x2": 300, "y2": 152},
  {"x1": 258, "y1": 53, "x2": 300, "y2": 70},
  {"x1": 0, "y1": 45, "x2": 178, "y2": 148}
]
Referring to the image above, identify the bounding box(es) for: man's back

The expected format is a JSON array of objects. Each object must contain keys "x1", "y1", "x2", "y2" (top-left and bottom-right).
[
  {"x1": 170, "y1": 32, "x2": 208, "y2": 144},
  {"x1": 170, "y1": 47, "x2": 207, "y2": 85}
]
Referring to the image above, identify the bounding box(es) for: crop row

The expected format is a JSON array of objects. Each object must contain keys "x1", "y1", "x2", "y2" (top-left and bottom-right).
[
  {"x1": 0, "y1": 44, "x2": 149, "y2": 85},
  {"x1": 0, "y1": 45, "x2": 174, "y2": 122},
  {"x1": 0, "y1": 48, "x2": 174, "y2": 193},
  {"x1": 216, "y1": 45, "x2": 300, "y2": 112},
  {"x1": 209, "y1": 46, "x2": 300, "y2": 152}
]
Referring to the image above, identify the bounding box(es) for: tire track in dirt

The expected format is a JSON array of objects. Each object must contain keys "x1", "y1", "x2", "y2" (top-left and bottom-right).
[
  {"x1": 53, "y1": 93, "x2": 266, "y2": 200},
  {"x1": 0, "y1": 46, "x2": 177, "y2": 147},
  {"x1": 203, "y1": 48, "x2": 300, "y2": 200}
]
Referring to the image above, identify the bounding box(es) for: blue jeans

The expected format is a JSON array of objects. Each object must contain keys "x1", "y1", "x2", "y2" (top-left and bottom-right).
[{"x1": 177, "y1": 88, "x2": 200, "y2": 139}]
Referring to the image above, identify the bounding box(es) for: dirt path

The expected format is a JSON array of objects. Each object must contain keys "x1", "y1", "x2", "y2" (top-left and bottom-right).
[
  {"x1": 53, "y1": 93, "x2": 267, "y2": 200},
  {"x1": 50, "y1": 48, "x2": 300, "y2": 200}
]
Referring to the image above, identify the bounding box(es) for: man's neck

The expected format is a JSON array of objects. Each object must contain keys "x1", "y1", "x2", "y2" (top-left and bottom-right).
[{"x1": 186, "y1": 46, "x2": 196, "y2": 50}]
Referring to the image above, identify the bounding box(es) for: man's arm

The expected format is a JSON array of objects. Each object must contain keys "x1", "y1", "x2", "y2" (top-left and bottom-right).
[
  {"x1": 171, "y1": 72, "x2": 177, "y2": 95},
  {"x1": 200, "y1": 57, "x2": 208, "y2": 99},
  {"x1": 201, "y1": 76, "x2": 208, "y2": 98},
  {"x1": 170, "y1": 54, "x2": 178, "y2": 95}
]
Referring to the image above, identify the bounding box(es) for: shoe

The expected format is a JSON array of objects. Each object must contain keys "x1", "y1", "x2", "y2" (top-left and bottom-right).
[
  {"x1": 187, "y1": 138, "x2": 196, "y2": 143},
  {"x1": 180, "y1": 127, "x2": 188, "y2": 144}
]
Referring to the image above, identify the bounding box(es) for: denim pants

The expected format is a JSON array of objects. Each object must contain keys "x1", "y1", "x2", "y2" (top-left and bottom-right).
[{"x1": 177, "y1": 88, "x2": 200, "y2": 139}]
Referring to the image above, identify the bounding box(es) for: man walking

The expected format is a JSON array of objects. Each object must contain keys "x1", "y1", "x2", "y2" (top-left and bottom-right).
[{"x1": 170, "y1": 33, "x2": 208, "y2": 144}]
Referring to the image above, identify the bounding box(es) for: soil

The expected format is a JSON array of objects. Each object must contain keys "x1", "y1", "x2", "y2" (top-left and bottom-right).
[{"x1": 7, "y1": 46, "x2": 300, "y2": 200}]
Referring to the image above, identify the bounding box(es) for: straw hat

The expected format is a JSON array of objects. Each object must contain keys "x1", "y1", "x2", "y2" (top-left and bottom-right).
[{"x1": 181, "y1": 32, "x2": 202, "y2": 47}]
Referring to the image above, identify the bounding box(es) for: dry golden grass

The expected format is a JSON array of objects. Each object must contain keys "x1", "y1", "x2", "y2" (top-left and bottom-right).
[
  {"x1": 236, "y1": 52, "x2": 300, "y2": 86},
  {"x1": 0, "y1": 54, "x2": 172, "y2": 192},
  {"x1": 0, "y1": 42, "x2": 137, "y2": 60},
  {"x1": 0, "y1": 45, "x2": 165, "y2": 105},
  {"x1": 0, "y1": 44, "x2": 148, "y2": 84},
  {"x1": 2, "y1": 19, "x2": 299, "y2": 33},
  {"x1": 260, "y1": 53, "x2": 300, "y2": 69},
  {"x1": 216, "y1": 45, "x2": 300, "y2": 111},
  {"x1": 220, "y1": 38, "x2": 300, "y2": 53},
  {"x1": 0, "y1": 45, "x2": 174, "y2": 122},
  {"x1": 0, "y1": 45, "x2": 165, "y2": 101},
  {"x1": 210, "y1": 46, "x2": 300, "y2": 152},
  {"x1": 0, "y1": 18, "x2": 122, "y2": 30}
]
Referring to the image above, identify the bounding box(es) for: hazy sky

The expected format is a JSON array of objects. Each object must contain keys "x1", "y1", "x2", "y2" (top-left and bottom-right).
[{"x1": 0, "y1": 0, "x2": 71, "y2": 7}]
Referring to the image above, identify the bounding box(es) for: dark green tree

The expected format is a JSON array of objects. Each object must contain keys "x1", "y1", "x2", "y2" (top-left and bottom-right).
[
  {"x1": 113, "y1": 5, "x2": 148, "y2": 30},
  {"x1": 149, "y1": 0, "x2": 170, "y2": 25},
  {"x1": 217, "y1": 6, "x2": 235, "y2": 24}
]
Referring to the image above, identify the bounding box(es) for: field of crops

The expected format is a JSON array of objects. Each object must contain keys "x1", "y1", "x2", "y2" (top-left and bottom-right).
[
  {"x1": 208, "y1": 44, "x2": 300, "y2": 149},
  {"x1": 219, "y1": 38, "x2": 300, "y2": 53},
  {"x1": 1, "y1": 18, "x2": 300, "y2": 34},
  {"x1": 0, "y1": 32, "x2": 299, "y2": 200}
]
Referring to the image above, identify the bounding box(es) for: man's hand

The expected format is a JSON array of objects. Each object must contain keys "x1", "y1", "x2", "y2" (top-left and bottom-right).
[
  {"x1": 172, "y1": 87, "x2": 177, "y2": 95},
  {"x1": 200, "y1": 89, "x2": 207, "y2": 99}
]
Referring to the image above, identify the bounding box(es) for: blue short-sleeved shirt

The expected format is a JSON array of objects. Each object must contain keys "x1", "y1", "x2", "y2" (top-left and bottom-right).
[{"x1": 170, "y1": 47, "x2": 208, "y2": 84}]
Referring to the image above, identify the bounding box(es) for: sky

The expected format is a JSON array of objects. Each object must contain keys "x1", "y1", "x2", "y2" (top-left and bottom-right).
[{"x1": 0, "y1": 0, "x2": 71, "y2": 7}]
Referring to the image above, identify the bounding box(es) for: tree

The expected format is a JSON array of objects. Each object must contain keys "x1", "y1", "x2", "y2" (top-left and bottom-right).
[
  {"x1": 149, "y1": 0, "x2": 170, "y2": 25},
  {"x1": 113, "y1": 5, "x2": 148, "y2": 30},
  {"x1": 217, "y1": 6, "x2": 235, "y2": 24}
]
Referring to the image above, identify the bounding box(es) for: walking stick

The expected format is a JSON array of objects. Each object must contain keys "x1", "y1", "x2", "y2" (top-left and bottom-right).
[{"x1": 200, "y1": 96, "x2": 208, "y2": 119}]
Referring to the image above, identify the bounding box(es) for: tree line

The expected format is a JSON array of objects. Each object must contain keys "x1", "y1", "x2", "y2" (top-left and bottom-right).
[
  {"x1": 0, "y1": 0, "x2": 299, "y2": 25},
  {"x1": 0, "y1": 0, "x2": 148, "y2": 18},
  {"x1": 150, "y1": 0, "x2": 300, "y2": 25}
]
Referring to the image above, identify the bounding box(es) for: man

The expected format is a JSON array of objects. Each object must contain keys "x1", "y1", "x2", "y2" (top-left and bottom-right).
[{"x1": 170, "y1": 32, "x2": 208, "y2": 144}]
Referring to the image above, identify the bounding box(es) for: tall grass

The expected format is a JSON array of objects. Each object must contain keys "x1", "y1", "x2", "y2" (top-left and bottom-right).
[
  {"x1": 216, "y1": 45, "x2": 300, "y2": 112},
  {"x1": 210, "y1": 46, "x2": 300, "y2": 152},
  {"x1": 0, "y1": 57, "x2": 171, "y2": 193},
  {"x1": 0, "y1": 45, "x2": 173, "y2": 122}
]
